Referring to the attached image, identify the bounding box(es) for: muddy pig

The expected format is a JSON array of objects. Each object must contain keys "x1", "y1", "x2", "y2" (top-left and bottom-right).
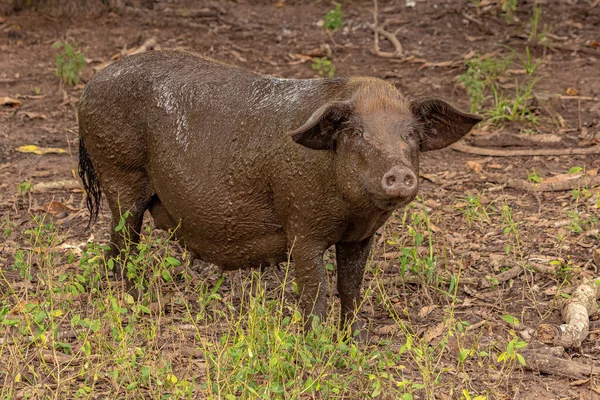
[{"x1": 78, "y1": 50, "x2": 481, "y2": 339}]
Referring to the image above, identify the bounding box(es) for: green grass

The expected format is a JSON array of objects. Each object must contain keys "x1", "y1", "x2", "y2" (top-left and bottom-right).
[
  {"x1": 458, "y1": 48, "x2": 544, "y2": 127},
  {"x1": 0, "y1": 206, "x2": 544, "y2": 399}
]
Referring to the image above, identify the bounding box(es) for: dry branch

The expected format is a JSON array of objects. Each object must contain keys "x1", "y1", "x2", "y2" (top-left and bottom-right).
[
  {"x1": 536, "y1": 279, "x2": 600, "y2": 348},
  {"x1": 451, "y1": 142, "x2": 600, "y2": 157},
  {"x1": 33, "y1": 179, "x2": 80, "y2": 192},
  {"x1": 521, "y1": 347, "x2": 600, "y2": 379},
  {"x1": 371, "y1": 0, "x2": 403, "y2": 58}
]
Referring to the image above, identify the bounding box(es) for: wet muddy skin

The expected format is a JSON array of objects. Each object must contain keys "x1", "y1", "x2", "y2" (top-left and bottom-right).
[{"x1": 78, "y1": 50, "x2": 481, "y2": 338}]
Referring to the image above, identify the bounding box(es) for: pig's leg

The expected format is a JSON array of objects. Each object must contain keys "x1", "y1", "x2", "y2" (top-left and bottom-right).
[
  {"x1": 335, "y1": 236, "x2": 374, "y2": 342},
  {"x1": 102, "y1": 170, "x2": 152, "y2": 276},
  {"x1": 291, "y1": 242, "x2": 328, "y2": 329}
]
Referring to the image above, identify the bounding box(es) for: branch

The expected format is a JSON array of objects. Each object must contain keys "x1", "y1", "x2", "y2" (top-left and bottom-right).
[{"x1": 371, "y1": 0, "x2": 403, "y2": 58}]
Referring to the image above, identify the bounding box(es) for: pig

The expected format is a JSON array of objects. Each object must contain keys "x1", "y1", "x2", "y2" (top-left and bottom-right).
[{"x1": 78, "y1": 50, "x2": 481, "y2": 339}]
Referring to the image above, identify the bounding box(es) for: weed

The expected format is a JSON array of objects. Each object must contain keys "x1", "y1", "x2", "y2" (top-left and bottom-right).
[
  {"x1": 456, "y1": 192, "x2": 494, "y2": 226},
  {"x1": 311, "y1": 57, "x2": 336, "y2": 77},
  {"x1": 526, "y1": 169, "x2": 541, "y2": 183},
  {"x1": 500, "y1": 0, "x2": 518, "y2": 22},
  {"x1": 515, "y1": 46, "x2": 542, "y2": 76},
  {"x1": 458, "y1": 54, "x2": 512, "y2": 113},
  {"x1": 16, "y1": 180, "x2": 32, "y2": 197},
  {"x1": 33, "y1": 86, "x2": 41, "y2": 95},
  {"x1": 324, "y1": 3, "x2": 344, "y2": 32},
  {"x1": 497, "y1": 331, "x2": 527, "y2": 366},
  {"x1": 528, "y1": 5, "x2": 541, "y2": 43},
  {"x1": 53, "y1": 39, "x2": 86, "y2": 86},
  {"x1": 566, "y1": 209, "x2": 598, "y2": 233},
  {"x1": 501, "y1": 204, "x2": 521, "y2": 256},
  {"x1": 486, "y1": 78, "x2": 540, "y2": 126}
]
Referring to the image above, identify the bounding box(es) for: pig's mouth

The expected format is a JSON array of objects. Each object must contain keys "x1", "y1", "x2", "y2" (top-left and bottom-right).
[{"x1": 367, "y1": 191, "x2": 412, "y2": 211}]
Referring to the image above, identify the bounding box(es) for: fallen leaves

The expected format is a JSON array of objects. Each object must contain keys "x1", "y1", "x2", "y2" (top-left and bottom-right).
[
  {"x1": 565, "y1": 87, "x2": 579, "y2": 96},
  {"x1": 16, "y1": 145, "x2": 68, "y2": 155},
  {"x1": 1, "y1": 96, "x2": 21, "y2": 108}
]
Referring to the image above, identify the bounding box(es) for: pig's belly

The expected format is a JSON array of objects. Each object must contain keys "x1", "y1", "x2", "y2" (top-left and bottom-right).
[
  {"x1": 148, "y1": 197, "x2": 290, "y2": 270},
  {"x1": 181, "y1": 226, "x2": 290, "y2": 270}
]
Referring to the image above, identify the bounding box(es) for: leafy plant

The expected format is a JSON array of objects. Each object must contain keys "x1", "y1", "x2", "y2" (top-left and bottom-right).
[
  {"x1": 324, "y1": 3, "x2": 344, "y2": 32},
  {"x1": 312, "y1": 57, "x2": 336, "y2": 77},
  {"x1": 53, "y1": 39, "x2": 86, "y2": 86}
]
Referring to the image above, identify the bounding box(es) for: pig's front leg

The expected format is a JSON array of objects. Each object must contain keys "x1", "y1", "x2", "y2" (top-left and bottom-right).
[
  {"x1": 290, "y1": 240, "x2": 328, "y2": 329},
  {"x1": 335, "y1": 236, "x2": 374, "y2": 342}
]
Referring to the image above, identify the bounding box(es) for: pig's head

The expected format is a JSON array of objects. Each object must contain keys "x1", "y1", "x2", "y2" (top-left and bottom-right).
[{"x1": 290, "y1": 79, "x2": 482, "y2": 211}]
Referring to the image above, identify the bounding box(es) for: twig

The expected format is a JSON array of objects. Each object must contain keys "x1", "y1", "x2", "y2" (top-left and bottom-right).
[
  {"x1": 451, "y1": 142, "x2": 600, "y2": 157},
  {"x1": 537, "y1": 278, "x2": 600, "y2": 348},
  {"x1": 478, "y1": 265, "x2": 522, "y2": 289},
  {"x1": 371, "y1": 0, "x2": 403, "y2": 58},
  {"x1": 549, "y1": 42, "x2": 600, "y2": 57},
  {"x1": 462, "y1": 12, "x2": 493, "y2": 35}
]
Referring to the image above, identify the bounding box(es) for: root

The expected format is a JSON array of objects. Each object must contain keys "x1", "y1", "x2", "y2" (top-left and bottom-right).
[{"x1": 536, "y1": 279, "x2": 600, "y2": 348}]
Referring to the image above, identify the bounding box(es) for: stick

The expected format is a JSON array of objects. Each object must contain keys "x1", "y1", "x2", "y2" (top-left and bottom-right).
[
  {"x1": 536, "y1": 279, "x2": 600, "y2": 347},
  {"x1": 480, "y1": 171, "x2": 600, "y2": 192},
  {"x1": 479, "y1": 265, "x2": 522, "y2": 289},
  {"x1": 371, "y1": 0, "x2": 403, "y2": 58},
  {"x1": 33, "y1": 179, "x2": 81, "y2": 192},
  {"x1": 451, "y1": 142, "x2": 600, "y2": 157}
]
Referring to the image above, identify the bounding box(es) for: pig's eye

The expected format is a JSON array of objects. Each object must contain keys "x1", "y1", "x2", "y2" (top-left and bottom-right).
[{"x1": 351, "y1": 129, "x2": 363, "y2": 138}]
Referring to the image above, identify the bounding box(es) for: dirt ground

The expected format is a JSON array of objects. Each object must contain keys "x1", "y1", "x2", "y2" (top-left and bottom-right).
[{"x1": 1, "y1": 0, "x2": 600, "y2": 398}]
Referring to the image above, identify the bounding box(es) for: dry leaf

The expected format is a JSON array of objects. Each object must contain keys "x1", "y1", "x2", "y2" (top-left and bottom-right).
[
  {"x1": 593, "y1": 249, "x2": 600, "y2": 269},
  {"x1": 374, "y1": 324, "x2": 399, "y2": 335},
  {"x1": 422, "y1": 321, "x2": 446, "y2": 343},
  {"x1": 0, "y1": 16, "x2": 6, "y2": 24},
  {"x1": 41, "y1": 201, "x2": 76, "y2": 215},
  {"x1": 466, "y1": 160, "x2": 483, "y2": 173},
  {"x1": 16, "y1": 145, "x2": 67, "y2": 155},
  {"x1": 1, "y1": 96, "x2": 21, "y2": 108},
  {"x1": 566, "y1": 87, "x2": 579, "y2": 96},
  {"x1": 418, "y1": 305, "x2": 438, "y2": 319}
]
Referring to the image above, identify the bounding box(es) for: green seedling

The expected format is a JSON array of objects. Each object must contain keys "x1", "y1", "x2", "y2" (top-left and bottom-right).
[
  {"x1": 312, "y1": 57, "x2": 336, "y2": 77},
  {"x1": 324, "y1": 3, "x2": 344, "y2": 32},
  {"x1": 526, "y1": 169, "x2": 541, "y2": 183},
  {"x1": 53, "y1": 39, "x2": 86, "y2": 86}
]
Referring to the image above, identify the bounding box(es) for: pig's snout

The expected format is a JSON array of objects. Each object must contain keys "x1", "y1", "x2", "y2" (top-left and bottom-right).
[{"x1": 381, "y1": 166, "x2": 417, "y2": 199}]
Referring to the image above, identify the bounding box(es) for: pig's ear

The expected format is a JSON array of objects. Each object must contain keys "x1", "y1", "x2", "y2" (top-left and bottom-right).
[
  {"x1": 290, "y1": 101, "x2": 353, "y2": 150},
  {"x1": 411, "y1": 97, "x2": 482, "y2": 152}
]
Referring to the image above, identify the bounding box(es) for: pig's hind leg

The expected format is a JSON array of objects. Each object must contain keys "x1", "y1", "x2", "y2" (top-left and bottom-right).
[{"x1": 101, "y1": 168, "x2": 153, "y2": 274}]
